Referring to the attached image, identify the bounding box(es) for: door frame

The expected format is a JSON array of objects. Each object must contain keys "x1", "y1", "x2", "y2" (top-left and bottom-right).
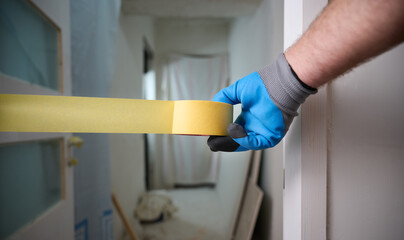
[{"x1": 283, "y1": 1, "x2": 328, "y2": 240}]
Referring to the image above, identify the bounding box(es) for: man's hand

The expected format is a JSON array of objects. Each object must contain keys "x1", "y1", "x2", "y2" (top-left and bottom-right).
[{"x1": 207, "y1": 54, "x2": 317, "y2": 152}]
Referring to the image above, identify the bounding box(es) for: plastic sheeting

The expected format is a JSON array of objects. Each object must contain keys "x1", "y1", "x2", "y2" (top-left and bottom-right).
[
  {"x1": 150, "y1": 54, "x2": 229, "y2": 189},
  {"x1": 70, "y1": 1, "x2": 120, "y2": 239}
]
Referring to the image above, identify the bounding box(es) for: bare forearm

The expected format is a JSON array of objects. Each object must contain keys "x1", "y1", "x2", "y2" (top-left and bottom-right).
[{"x1": 285, "y1": 0, "x2": 404, "y2": 88}]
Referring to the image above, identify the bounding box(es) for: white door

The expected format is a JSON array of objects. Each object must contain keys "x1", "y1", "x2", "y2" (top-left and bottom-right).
[{"x1": 0, "y1": 0, "x2": 74, "y2": 239}]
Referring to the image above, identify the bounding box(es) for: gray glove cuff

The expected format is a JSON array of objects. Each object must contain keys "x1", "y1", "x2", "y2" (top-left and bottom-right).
[{"x1": 258, "y1": 53, "x2": 317, "y2": 132}]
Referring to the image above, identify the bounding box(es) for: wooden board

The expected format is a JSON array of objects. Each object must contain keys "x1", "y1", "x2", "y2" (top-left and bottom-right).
[
  {"x1": 248, "y1": 150, "x2": 262, "y2": 184},
  {"x1": 233, "y1": 179, "x2": 263, "y2": 240}
]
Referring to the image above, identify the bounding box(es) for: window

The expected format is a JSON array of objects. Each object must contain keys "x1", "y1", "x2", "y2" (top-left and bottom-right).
[
  {"x1": 0, "y1": 0, "x2": 60, "y2": 91},
  {"x1": 0, "y1": 139, "x2": 63, "y2": 239}
]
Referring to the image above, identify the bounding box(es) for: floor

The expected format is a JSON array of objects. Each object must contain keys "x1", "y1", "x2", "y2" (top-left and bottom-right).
[{"x1": 142, "y1": 188, "x2": 230, "y2": 240}]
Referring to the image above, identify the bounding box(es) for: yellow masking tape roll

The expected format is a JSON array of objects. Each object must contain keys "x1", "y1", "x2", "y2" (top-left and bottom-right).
[{"x1": 0, "y1": 94, "x2": 233, "y2": 136}]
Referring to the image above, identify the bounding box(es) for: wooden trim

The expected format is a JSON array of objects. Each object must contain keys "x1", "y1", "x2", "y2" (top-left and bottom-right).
[
  {"x1": 300, "y1": 1, "x2": 328, "y2": 239},
  {"x1": 283, "y1": 1, "x2": 328, "y2": 240},
  {"x1": 230, "y1": 151, "x2": 253, "y2": 239},
  {"x1": 232, "y1": 150, "x2": 261, "y2": 239},
  {"x1": 249, "y1": 150, "x2": 262, "y2": 184},
  {"x1": 301, "y1": 86, "x2": 328, "y2": 240},
  {"x1": 283, "y1": 1, "x2": 303, "y2": 239},
  {"x1": 234, "y1": 179, "x2": 264, "y2": 240},
  {"x1": 112, "y1": 193, "x2": 139, "y2": 240}
]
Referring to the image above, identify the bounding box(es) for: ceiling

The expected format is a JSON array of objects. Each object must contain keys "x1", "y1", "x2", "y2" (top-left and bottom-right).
[{"x1": 121, "y1": 0, "x2": 262, "y2": 18}]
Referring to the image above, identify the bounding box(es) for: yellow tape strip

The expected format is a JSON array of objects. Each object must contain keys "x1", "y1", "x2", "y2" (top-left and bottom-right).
[{"x1": 0, "y1": 94, "x2": 233, "y2": 136}]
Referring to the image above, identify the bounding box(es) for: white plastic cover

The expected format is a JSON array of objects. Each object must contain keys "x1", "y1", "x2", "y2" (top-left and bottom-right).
[{"x1": 70, "y1": 1, "x2": 120, "y2": 239}]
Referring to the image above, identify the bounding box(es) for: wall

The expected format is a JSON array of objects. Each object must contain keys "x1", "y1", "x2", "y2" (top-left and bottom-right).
[
  {"x1": 155, "y1": 18, "x2": 229, "y2": 55},
  {"x1": 327, "y1": 44, "x2": 404, "y2": 240},
  {"x1": 228, "y1": 0, "x2": 284, "y2": 239},
  {"x1": 110, "y1": 14, "x2": 154, "y2": 240},
  {"x1": 154, "y1": 18, "x2": 229, "y2": 96}
]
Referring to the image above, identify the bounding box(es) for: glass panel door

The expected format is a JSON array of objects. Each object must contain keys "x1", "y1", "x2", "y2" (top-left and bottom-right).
[{"x1": 0, "y1": 0, "x2": 73, "y2": 239}]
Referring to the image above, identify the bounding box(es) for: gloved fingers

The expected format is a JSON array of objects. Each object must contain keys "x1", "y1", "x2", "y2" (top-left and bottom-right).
[
  {"x1": 207, "y1": 123, "x2": 249, "y2": 152},
  {"x1": 207, "y1": 136, "x2": 240, "y2": 152},
  {"x1": 228, "y1": 123, "x2": 272, "y2": 150},
  {"x1": 212, "y1": 83, "x2": 240, "y2": 105},
  {"x1": 208, "y1": 122, "x2": 273, "y2": 152},
  {"x1": 227, "y1": 122, "x2": 247, "y2": 138},
  {"x1": 232, "y1": 132, "x2": 272, "y2": 150},
  {"x1": 235, "y1": 145, "x2": 249, "y2": 152}
]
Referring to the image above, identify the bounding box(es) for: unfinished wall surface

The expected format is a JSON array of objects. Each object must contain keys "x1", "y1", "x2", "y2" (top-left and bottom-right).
[
  {"x1": 110, "y1": 14, "x2": 154, "y2": 240},
  {"x1": 327, "y1": 44, "x2": 404, "y2": 240},
  {"x1": 229, "y1": 0, "x2": 284, "y2": 239}
]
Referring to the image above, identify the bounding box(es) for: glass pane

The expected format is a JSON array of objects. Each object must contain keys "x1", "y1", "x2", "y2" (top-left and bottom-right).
[
  {"x1": 0, "y1": 139, "x2": 62, "y2": 239},
  {"x1": 0, "y1": 0, "x2": 59, "y2": 90}
]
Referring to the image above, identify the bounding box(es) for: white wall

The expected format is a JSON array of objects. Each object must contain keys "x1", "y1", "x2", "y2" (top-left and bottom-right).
[
  {"x1": 155, "y1": 18, "x2": 229, "y2": 55},
  {"x1": 154, "y1": 18, "x2": 229, "y2": 98},
  {"x1": 228, "y1": 0, "x2": 284, "y2": 239},
  {"x1": 110, "y1": 14, "x2": 154, "y2": 240},
  {"x1": 327, "y1": 44, "x2": 404, "y2": 240}
]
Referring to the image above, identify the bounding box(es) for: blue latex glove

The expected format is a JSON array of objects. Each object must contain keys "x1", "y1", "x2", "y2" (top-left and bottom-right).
[{"x1": 207, "y1": 54, "x2": 317, "y2": 152}]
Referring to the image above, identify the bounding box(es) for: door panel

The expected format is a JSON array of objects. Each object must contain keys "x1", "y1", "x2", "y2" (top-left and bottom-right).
[{"x1": 0, "y1": 0, "x2": 73, "y2": 239}]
